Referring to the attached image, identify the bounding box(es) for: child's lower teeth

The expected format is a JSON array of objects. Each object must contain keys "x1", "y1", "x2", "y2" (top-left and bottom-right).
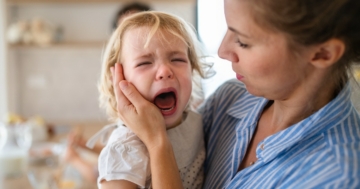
[{"x1": 161, "y1": 106, "x2": 174, "y2": 112}]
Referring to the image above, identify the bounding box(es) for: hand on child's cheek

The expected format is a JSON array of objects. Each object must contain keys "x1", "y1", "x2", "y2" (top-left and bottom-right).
[{"x1": 111, "y1": 63, "x2": 167, "y2": 148}]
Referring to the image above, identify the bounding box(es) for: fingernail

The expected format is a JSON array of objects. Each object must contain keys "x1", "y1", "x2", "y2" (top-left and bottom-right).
[{"x1": 120, "y1": 81, "x2": 128, "y2": 90}]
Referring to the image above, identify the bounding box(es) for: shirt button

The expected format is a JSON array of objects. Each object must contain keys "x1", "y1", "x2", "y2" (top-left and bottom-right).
[{"x1": 260, "y1": 143, "x2": 265, "y2": 150}]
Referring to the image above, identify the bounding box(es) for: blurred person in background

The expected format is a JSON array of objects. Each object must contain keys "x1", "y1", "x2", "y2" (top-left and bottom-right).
[
  {"x1": 112, "y1": 2, "x2": 152, "y2": 30},
  {"x1": 62, "y1": 130, "x2": 103, "y2": 183}
]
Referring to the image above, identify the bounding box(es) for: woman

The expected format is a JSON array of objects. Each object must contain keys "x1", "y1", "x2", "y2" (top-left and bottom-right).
[{"x1": 110, "y1": 0, "x2": 360, "y2": 188}]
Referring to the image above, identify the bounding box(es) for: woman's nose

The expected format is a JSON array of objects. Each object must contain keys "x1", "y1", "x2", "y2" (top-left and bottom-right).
[
  {"x1": 218, "y1": 32, "x2": 239, "y2": 63},
  {"x1": 156, "y1": 64, "x2": 174, "y2": 80}
]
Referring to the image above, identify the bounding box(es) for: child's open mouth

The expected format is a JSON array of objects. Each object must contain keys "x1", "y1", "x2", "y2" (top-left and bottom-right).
[{"x1": 154, "y1": 91, "x2": 177, "y2": 116}]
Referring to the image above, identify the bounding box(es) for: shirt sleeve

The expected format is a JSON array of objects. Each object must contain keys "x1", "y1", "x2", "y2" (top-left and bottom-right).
[{"x1": 97, "y1": 134, "x2": 150, "y2": 188}]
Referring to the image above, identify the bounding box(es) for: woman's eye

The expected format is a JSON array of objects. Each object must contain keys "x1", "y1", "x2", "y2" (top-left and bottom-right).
[{"x1": 236, "y1": 39, "x2": 249, "y2": 48}]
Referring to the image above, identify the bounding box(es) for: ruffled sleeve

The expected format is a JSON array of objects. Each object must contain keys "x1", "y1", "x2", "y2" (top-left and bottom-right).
[{"x1": 97, "y1": 127, "x2": 150, "y2": 188}]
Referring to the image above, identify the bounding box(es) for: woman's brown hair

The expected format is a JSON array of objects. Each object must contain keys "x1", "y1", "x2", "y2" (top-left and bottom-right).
[{"x1": 247, "y1": 0, "x2": 360, "y2": 91}]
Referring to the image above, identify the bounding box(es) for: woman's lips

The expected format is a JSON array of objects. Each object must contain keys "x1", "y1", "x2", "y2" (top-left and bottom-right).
[{"x1": 236, "y1": 73, "x2": 244, "y2": 80}]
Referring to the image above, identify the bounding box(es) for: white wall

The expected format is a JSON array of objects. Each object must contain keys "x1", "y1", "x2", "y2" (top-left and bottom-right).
[
  {"x1": 0, "y1": 0, "x2": 8, "y2": 119},
  {"x1": 197, "y1": 0, "x2": 235, "y2": 98}
]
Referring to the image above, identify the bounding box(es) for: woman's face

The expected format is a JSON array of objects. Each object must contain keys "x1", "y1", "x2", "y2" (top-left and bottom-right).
[{"x1": 219, "y1": 0, "x2": 311, "y2": 100}]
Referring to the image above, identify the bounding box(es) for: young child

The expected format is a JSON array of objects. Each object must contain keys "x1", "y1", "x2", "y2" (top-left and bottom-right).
[{"x1": 87, "y1": 11, "x2": 209, "y2": 189}]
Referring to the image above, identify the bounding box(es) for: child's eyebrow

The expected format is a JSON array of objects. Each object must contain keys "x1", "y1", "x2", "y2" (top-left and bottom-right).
[
  {"x1": 169, "y1": 51, "x2": 187, "y2": 56},
  {"x1": 133, "y1": 51, "x2": 187, "y2": 61},
  {"x1": 135, "y1": 53, "x2": 153, "y2": 59}
]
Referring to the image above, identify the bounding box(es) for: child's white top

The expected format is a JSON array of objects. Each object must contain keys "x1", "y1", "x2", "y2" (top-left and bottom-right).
[{"x1": 88, "y1": 111, "x2": 205, "y2": 189}]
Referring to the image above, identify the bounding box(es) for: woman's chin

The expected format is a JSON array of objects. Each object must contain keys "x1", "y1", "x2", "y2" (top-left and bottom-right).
[{"x1": 244, "y1": 84, "x2": 262, "y2": 96}]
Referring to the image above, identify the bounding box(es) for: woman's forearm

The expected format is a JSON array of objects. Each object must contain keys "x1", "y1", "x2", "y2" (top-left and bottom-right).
[{"x1": 148, "y1": 134, "x2": 183, "y2": 189}]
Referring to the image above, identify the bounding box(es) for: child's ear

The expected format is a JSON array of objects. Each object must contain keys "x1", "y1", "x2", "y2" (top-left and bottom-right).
[{"x1": 308, "y1": 38, "x2": 345, "y2": 68}]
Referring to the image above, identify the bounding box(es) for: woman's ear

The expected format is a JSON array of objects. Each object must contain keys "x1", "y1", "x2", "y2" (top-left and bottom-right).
[{"x1": 308, "y1": 39, "x2": 345, "y2": 68}]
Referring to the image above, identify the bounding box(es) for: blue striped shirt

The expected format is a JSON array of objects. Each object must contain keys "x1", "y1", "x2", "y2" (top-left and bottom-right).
[{"x1": 199, "y1": 79, "x2": 360, "y2": 189}]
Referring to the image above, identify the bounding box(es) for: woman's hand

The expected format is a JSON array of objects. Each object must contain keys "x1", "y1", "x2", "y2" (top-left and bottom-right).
[{"x1": 111, "y1": 63, "x2": 167, "y2": 150}]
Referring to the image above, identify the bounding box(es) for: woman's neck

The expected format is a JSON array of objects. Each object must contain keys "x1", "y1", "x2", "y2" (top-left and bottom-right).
[{"x1": 265, "y1": 73, "x2": 338, "y2": 133}]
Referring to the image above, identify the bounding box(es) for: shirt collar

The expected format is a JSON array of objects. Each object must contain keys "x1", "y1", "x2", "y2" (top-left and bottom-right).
[
  {"x1": 226, "y1": 82, "x2": 353, "y2": 163},
  {"x1": 261, "y1": 83, "x2": 353, "y2": 162},
  {"x1": 226, "y1": 92, "x2": 265, "y2": 128}
]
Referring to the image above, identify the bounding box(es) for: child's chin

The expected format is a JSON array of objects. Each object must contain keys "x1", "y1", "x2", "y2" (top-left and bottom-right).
[{"x1": 164, "y1": 116, "x2": 182, "y2": 129}]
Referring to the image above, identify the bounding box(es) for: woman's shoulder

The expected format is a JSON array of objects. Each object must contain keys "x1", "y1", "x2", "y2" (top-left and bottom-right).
[
  {"x1": 324, "y1": 109, "x2": 360, "y2": 146},
  {"x1": 320, "y1": 109, "x2": 360, "y2": 181}
]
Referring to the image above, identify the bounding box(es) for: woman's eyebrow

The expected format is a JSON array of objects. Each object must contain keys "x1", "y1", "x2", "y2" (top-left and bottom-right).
[{"x1": 228, "y1": 27, "x2": 250, "y2": 38}]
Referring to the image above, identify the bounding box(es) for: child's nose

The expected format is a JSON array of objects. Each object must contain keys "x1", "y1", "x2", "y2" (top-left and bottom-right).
[{"x1": 156, "y1": 64, "x2": 174, "y2": 80}]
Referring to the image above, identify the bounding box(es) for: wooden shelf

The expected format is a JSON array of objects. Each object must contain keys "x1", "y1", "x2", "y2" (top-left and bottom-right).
[{"x1": 7, "y1": 0, "x2": 194, "y2": 5}]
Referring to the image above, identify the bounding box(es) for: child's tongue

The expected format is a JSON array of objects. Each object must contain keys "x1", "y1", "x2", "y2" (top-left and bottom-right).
[{"x1": 154, "y1": 93, "x2": 176, "y2": 109}]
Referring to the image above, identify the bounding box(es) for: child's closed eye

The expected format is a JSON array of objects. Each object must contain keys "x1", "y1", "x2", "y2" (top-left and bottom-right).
[
  {"x1": 171, "y1": 58, "x2": 187, "y2": 63},
  {"x1": 136, "y1": 62, "x2": 152, "y2": 67}
]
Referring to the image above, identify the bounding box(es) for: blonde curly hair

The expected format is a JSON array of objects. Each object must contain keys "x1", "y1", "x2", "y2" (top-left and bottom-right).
[{"x1": 99, "y1": 11, "x2": 211, "y2": 121}]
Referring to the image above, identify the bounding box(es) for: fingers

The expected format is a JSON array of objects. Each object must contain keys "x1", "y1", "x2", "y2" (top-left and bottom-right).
[
  {"x1": 67, "y1": 126, "x2": 84, "y2": 147},
  {"x1": 111, "y1": 63, "x2": 147, "y2": 111},
  {"x1": 67, "y1": 132, "x2": 77, "y2": 145},
  {"x1": 111, "y1": 63, "x2": 132, "y2": 111},
  {"x1": 111, "y1": 63, "x2": 124, "y2": 84},
  {"x1": 119, "y1": 81, "x2": 149, "y2": 111},
  {"x1": 72, "y1": 126, "x2": 82, "y2": 144},
  {"x1": 117, "y1": 80, "x2": 166, "y2": 147}
]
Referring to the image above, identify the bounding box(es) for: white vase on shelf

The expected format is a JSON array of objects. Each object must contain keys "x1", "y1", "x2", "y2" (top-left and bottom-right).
[{"x1": 0, "y1": 122, "x2": 32, "y2": 178}]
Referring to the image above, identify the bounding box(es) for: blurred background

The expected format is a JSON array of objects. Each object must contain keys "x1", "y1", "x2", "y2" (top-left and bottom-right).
[
  {"x1": 0, "y1": 0, "x2": 358, "y2": 127},
  {"x1": 1, "y1": 0, "x2": 202, "y2": 125},
  {"x1": 0, "y1": 0, "x2": 359, "y2": 188}
]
